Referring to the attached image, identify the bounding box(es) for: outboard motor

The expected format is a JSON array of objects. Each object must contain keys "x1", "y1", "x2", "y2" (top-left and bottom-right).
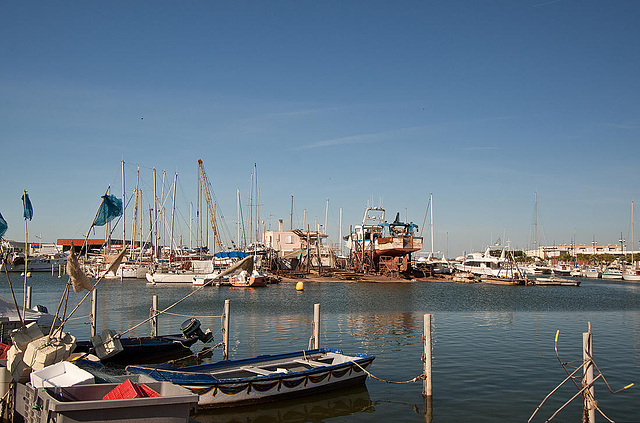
[
  {"x1": 32, "y1": 304, "x2": 48, "y2": 313},
  {"x1": 181, "y1": 318, "x2": 213, "y2": 344}
]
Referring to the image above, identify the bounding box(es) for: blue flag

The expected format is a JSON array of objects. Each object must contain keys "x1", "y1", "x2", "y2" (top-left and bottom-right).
[
  {"x1": 0, "y1": 212, "x2": 7, "y2": 239},
  {"x1": 22, "y1": 193, "x2": 33, "y2": 221},
  {"x1": 92, "y1": 194, "x2": 123, "y2": 227}
]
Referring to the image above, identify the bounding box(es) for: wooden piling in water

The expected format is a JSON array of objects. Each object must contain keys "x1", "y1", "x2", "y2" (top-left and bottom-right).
[
  {"x1": 313, "y1": 303, "x2": 320, "y2": 349},
  {"x1": 223, "y1": 299, "x2": 230, "y2": 360},
  {"x1": 423, "y1": 314, "x2": 432, "y2": 398},
  {"x1": 151, "y1": 295, "x2": 158, "y2": 337},
  {"x1": 583, "y1": 329, "x2": 595, "y2": 423},
  {"x1": 26, "y1": 286, "x2": 31, "y2": 310}
]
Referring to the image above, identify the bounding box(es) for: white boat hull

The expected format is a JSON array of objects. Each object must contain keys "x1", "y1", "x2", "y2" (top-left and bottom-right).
[
  {"x1": 146, "y1": 272, "x2": 197, "y2": 284},
  {"x1": 0, "y1": 257, "x2": 66, "y2": 272},
  {"x1": 623, "y1": 271, "x2": 640, "y2": 282}
]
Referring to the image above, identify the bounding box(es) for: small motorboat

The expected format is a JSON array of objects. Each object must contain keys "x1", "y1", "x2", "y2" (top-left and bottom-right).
[
  {"x1": 532, "y1": 277, "x2": 581, "y2": 286},
  {"x1": 229, "y1": 270, "x2": 266, "y2": 287},
  {"x1": 126, "y1": 347, "x2": 374, "y2": 407},
  {"x1": 75, "y1": 318, "x2": 213, "y2": 365}
]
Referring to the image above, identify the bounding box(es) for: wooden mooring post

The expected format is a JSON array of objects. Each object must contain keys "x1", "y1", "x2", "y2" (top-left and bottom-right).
[
  {"x1": 313, "y1": 303, "x2": 320, "y2": 349},
  {"x1": 423, "y1": 314, "x2": 432, "y2": 397},
  {"x1": 151, "y1": 295, "x2": 158, "y2": 337},
  {"x1": 423, "y1": 314, "x2": 433, "y2": 423},
  {"x1": 90, "y1": 289, "x2": 97, "y2": 337},
  {"x1": 26, "y1": 286, "x2": 32, "y2": 310},
  {"x1": 583, "y1": 329, "x2": 595, "y2": 423},
  {"x1": 223, "y1": 299, "x2": 230, "y2": 360}
]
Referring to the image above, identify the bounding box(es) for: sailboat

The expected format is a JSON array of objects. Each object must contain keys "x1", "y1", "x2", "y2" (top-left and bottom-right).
[{"x1": 623, "y1": 201, "x2": 640, "y2": 282}]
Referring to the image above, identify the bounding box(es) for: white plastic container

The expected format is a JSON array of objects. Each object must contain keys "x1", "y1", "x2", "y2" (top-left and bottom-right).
[
  {"x1": 91, "y1": 329, "x2": 123, "y2": 359},
  {"x1": 7, "y1": 345, "x2": 31, "y2": 383},
  {"x1": 30, "y1": 361, "x2": 95, "y2": 388},
  {"x1": 10, "y1": 322, "x2": 44, "y2": 352},
  {"x1": 23, "y1": 332, "x2": 76, "y2": 371}
]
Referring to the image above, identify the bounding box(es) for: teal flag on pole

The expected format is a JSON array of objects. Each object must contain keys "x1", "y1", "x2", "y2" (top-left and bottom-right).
[
  {"x1": 22, "y1": 193, "x2": 33, "y2": 221},
  {"x1": 92, "y1": 194, "x2": 123, "y2": 227},
  {"x1": 0, "y1": 212, "x2": 7, "y2": 239}
]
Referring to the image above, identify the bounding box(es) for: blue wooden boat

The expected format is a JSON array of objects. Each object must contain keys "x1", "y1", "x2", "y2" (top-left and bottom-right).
[{"x1": 126, "y1": 348, "x2": 374, "y2": 407}]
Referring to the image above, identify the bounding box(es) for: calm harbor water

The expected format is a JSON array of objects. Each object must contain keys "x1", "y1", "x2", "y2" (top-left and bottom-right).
[{"x1": 2, "y1": 273, "x2": 639, "y2": 422}]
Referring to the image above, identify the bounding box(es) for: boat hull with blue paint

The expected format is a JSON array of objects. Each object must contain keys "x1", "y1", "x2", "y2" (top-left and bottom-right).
[{"x1": 126, "y1": 348, "x2": 374, "y2": 407}]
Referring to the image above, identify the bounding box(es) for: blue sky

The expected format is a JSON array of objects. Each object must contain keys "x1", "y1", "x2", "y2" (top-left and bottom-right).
[{"x1": 1, "y1": 1, "x2": 639, "y2": 257}]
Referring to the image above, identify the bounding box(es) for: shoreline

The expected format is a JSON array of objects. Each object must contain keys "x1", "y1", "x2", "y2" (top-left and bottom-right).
[{"x1": 278, "y1": 272, "x2": 454, "y2": 284}]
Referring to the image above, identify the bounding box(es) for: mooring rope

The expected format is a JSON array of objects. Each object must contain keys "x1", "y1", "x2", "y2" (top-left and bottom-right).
[
  {"x1": 64, "y1": 314, "x2": 90, "y2": 322},
  {"x1": 349, "y1": 359, "x2": 427, "y2": 384},
  {"x1": 162, "y1": 311, "x2": 223, "y2": 320},
  {"x1": 528, "y1": 328, "x2": 634, "y2": 423},
  {"x1": 118, "y1": 283, "x2": 209, "y2": 338},
  {"x1": 167, "y1": 342, "x2": 225, "y2": 365}
]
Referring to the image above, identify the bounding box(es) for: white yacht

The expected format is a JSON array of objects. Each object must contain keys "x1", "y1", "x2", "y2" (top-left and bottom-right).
[
  {"x1": 0, "y1": 242, "x2": 67, "y2": 273},
  {"x1": 455, "y1": 246, "x2": 522, "y2": 278},
  {"x1": 602, "y1": 267, "x2": 623, "y2": 280},
  {"x1": 582, "y1": 267, "x2": 602, "y2": 278},
  {"x1": 623, "y1": 266, "x2": 640, "y2": 282}
]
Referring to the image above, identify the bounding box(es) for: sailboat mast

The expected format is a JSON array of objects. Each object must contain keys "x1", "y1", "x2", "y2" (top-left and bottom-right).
[
  {"x1": 169, "y1": 173, "x2": 177, "y2": 263},
  {"x1": 106, "y1": 185, "x2": 111, "y2": 250},
  {"x1": 160, "y1": 171, "x2": 166, "y2": 258},
  {"x1": 139, "y1": 188, "x2": 143, "y2": 263},
  {"x1": 23, "y1": 189, "x2": 29, "y2": 312},
  {"x1": 153, "y1": 168, "x2": 157, "y2": 262},
  {"x1": 255, "y1": 163, "x2": 259, "y2": 246},
  {"x1": 249, "y1": 172, "x2": 253, "y2": 246},
  {"x1": 290, "y1": 195, "x2": 294, "y2": 230},
  {"x1": 237, "y1": 189, "x2": 241, "y2": 250},
  {"x1": 430, "y1": 193, "x2": 434, "y2": 257},
  {"x1": 534, "y1": 191, "x2": 538, "y2": 253},
  {"x1": 122, "y1": 160, "x2": 125, "y2": 251},
  {"x1": 339, "y1": 207, "x2": 343, "y2": 257},
  {"x1": 632, "y1": 201, "x2": 635, "y2": 265},
  {"x1": 131, "y1": 166, "x2": 139, "y2": 260},
  {"x1": 324, "y1": 199, "x2": 329, "y2": 235}
]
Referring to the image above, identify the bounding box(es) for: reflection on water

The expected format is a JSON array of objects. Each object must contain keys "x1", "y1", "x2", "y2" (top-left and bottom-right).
[
  {"x1": 193, "y1": 385, "x2": 373, "y2": 423},
  {"x1": 1, "y1": 274, "x2": 639, "y2": 422}
]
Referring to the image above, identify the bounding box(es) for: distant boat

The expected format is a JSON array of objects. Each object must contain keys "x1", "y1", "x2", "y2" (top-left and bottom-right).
[
  {"x1": 523, "y1": 263, "x2": 552, "y2": 276},
  {"x1": 532, "y1": 277, "x2": 580, "y2": 286},
  {"x1": 481, "y1": 276, "x2": 525, "y2": 286},
  {"x1": 552, "y1": 263, "x2": 573, "y2": 277},
  {"x1": 0, "y1": 243, "x2": 67, "y2": 272},
  {"x1": 602, "y1": 267, "x2": 623, "y2": 280},
  {"x1": 194, "y1": 255, "x2": 258, "y2": 287},
  {"x1": 582, "y1": 267, "x2": 601, "y2": 279},
  {"x1": 229, "y1": 271, "x2": 266, "y2": 288},
  {"x1": 146, "y1": 259, "x2": 216, "y2": 284},
  {"x1": 345, "y1": 207, "x2": 422, "y2": 277},
  {"x1": 126, "y1": 348, "x2": 374, "y2": 408},
  {"x1": 623, "y1": 201, "x2": 640, "y2": 282},
  {"x1": 623, "y1": 267, "x2": 640, "y2": 282},
  {"x1": 452, "y1": 272, "x2": 477, "y2": 283},
  {"x1": 570, "y1": 268, "x2": 582, "y2": 277},
  {"x1": 455, "y1": 245, "x2": 523, "y2": 279}
]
